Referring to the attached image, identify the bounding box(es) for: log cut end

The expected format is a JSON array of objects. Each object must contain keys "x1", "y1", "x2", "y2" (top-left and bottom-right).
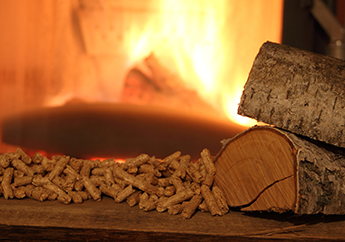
[{"x1": 214, "y1": 126, "x2": 297, "y2": 212}]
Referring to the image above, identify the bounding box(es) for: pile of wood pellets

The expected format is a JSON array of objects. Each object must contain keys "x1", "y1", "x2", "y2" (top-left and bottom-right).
[{"x1": 0, "y1": 147, "x2": 229, "y2": 219}]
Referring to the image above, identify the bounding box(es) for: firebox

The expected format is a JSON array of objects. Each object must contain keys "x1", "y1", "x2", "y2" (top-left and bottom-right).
[{"x1": 0, "y1": 0, "x2": 283, "y2": 160}]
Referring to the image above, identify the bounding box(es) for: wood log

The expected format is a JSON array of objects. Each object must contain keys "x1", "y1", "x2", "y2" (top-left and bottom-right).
[
  {"x1": 238, "y1": 41, "x2": 345, "y2": 148},
  {"x1": 214, "y1": 125, "x2": 345, "y2": 215},
  {"x1": 120, "y1": 54, "x2": 220, "y2": 117}
]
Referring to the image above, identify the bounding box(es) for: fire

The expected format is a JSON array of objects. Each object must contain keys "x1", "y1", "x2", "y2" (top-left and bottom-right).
[
  {"x1": 41, "y1": 0, "x2": 282, "y2": 127},
  {"x1": 124, "y1": 0, "x2": 283, "y2": 127},
  {"x1": 0, "y1": 1, "x2": 283, "y2": 157}
]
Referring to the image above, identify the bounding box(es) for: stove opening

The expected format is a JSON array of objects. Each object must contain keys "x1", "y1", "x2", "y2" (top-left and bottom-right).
[{"x1": 0, "y1": 0, "x2": 283, "y2": 159}]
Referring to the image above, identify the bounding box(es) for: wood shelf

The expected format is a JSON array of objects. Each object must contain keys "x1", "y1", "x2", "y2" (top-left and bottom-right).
[{"x1": 0, "y1": 196, "x2": 345, "y2": 241}]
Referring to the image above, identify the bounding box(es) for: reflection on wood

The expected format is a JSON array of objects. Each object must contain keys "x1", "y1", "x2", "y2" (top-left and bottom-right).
[{"x1": 0, "y1": 196, "x2": 345, "y2": 241}]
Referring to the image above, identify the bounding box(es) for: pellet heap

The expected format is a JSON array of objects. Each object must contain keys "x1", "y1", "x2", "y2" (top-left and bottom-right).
[{"x1": 0, "y1": 147, "x2": 228, "y2": 219}]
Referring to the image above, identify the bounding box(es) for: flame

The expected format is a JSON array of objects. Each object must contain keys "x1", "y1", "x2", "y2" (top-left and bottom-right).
[
  {"x1": 124, "y1": 0, "x2": 283, "y2": 127},
  {"x1": 45, "y1": 0, "x2": 283, "y2": 128}
]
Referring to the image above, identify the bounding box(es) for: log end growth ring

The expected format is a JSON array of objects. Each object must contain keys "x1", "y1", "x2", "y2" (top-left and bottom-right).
[{"x1": 214, "y1": 126, "x2": 297, "y2": 212}]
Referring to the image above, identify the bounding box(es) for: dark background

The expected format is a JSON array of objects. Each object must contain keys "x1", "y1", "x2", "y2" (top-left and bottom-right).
[{"x1": 282, "y1": 0, "x2": 344, "y2": 55}]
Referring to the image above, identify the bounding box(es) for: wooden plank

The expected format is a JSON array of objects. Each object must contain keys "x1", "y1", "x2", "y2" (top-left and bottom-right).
[{"x1": 0, "y1": 196, "x2": 345, "y2": 241}]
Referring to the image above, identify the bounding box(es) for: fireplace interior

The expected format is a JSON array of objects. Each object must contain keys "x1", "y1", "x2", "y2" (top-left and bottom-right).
[{"x1": 0, "y1": 0, "x2": 282, "y2": 159}]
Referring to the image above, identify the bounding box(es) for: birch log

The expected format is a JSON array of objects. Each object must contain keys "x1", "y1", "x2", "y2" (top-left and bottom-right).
[
  {"x1": 238, "y1": 41, "x2": 345, "y2": 148},
  {"x1": 214, "y1": 125, "x2": 345, "y2": 215}
]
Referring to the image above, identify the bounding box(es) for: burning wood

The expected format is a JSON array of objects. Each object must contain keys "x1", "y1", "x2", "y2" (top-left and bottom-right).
[
  {"x1": 0, "y1": 147, "x2": 228, "y2": 219},
  {"x1": 120, "y1": 54, "x2": 220, "y2": 117}
]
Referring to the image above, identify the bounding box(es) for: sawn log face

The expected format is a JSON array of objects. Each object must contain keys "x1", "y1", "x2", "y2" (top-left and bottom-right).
[
  {"x1": 214, "y1": 126, "x2": 345, "y2": 215},
  {"x1": 238, "y1": 41, "x2": 345, "y2": 148}
]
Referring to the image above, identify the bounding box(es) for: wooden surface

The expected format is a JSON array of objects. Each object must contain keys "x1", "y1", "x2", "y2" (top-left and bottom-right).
[
  {"x1": 1, "y1": 196, "x2": 345, "y2": 241},
  {"x1": 238, "y1": 41, "x2": 345, "y2": 148}
]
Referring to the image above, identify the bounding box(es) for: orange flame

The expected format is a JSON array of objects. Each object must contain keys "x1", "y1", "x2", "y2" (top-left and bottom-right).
[
  {"x1": 46, "y1": 0, "x2": 283, "y2": 128},
  {"x1": 125, "y1": 0, "x2": 283, "y2": 127}
]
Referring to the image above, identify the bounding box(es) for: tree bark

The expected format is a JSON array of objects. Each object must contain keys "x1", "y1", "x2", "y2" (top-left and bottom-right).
[
  {"x1": 238, "y1": 41, "x2": 345, "y2": 148},
  {"x1": 214, "y1": 125, "x2": 345, "y2": 215}
]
